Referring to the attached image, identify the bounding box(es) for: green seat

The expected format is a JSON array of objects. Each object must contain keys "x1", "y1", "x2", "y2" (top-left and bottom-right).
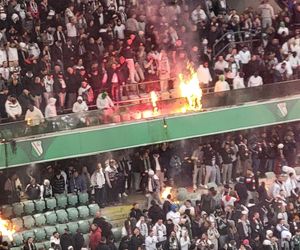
[
  {"x1": 112, "y1": 227, "x2": 122, "y2": 242},
  {"x1": 22, "y1": 230, "x2": 34, "y2": 241},
  {"x1": 78, "y1": 220, "x2": 90, "y2": 234},
  {"x1": 44, "y1": 211, "x2": 57, "y2": 225},
  {"x1": 35, "y1": 242, "x2": 45, "y2": 249},
  {"x1": 88, "y1": 218, "x2": 94, "y2": 226},
  {"x1": 11, "y1": 218, "x2": 23, "y2": 232},
  {"x1": 10, "y1": 247, "x2": 22, "y2": 250},
  {"x1": 88, "y1": 204, "x2": 100, "y2": 217},
  {"x1": 12, "y1": 203, "x2": 24, "y2": 217},
  {"x1": 44, "y1": 241, "x2": 51, "y2": 249},
  {"x1": 78, "y1": 192, "x2": 89, "y2": 205},
  {"x1": 45, "y1": 197, "x2": 57, "y2": 210},
  {"x1": 23, "y1": 200, "x2": 35, "y2": 215},
  {"x1": 77, "y1": 206, "x2": 89, "y2": 219},
  {"x1": 83, "y1": 233, "x2": 90, "y2": 247},
  {"x1": 56, "y1": 224, "x2": 67, "y2": 235},
  {"x1": 56, "y1": 209, "x2": 68, "y2": 224},
  {"x1": 67, "y1": 221, "x2": 79, "y2": 234},
  {"x1": 67, "y1": 193, "x2": 78, "y2": 207},
  {"x1": 55, "y1": 194, "x2": 68, "y2": 209},
  {"x1": 33, "y1": 214, "x2": 46, "y2": 227},
  {"x1": 66, "y1": 208, "x2": 79, "y2": 221},
  {"x1": 33, "y1": 228, "x2": 46, "y2": 242},
  {"x1": 12, "y1": 232, "x2": 24, "y2": 247},
  {"x1": 23, "y1": 215, "x2": 35, "y2": 229},
  {"x1": 2, "y1": 205, "x2": 13, "y2": 219},
  {"x1": 34, "y1": 199, "x2": 46, "y2": 213},
  {"x1": 44, "y1": 226, "x2": 57, "y2": 238}
]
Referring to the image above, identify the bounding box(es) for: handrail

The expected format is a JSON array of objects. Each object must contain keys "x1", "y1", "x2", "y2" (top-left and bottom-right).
[{"x1": 212, "y1": 29, "x2": 261, "y2": 58}]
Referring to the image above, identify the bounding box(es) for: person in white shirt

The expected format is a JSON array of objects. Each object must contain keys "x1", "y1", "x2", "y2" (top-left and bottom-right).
[
  {"x1": 166, "y1": 205, "x2": 181, "y2": 225},
  {"x1": 179, "y1": 200, "x2": 195, "y2": 217},
  {"x1": 275, "y1": 60, "x2": 293, "y2": 79},
  {"x1": 197, "y1": 62, "x2": 212, "y2": 86},
  {"x1": 50, "y1": 232, "x2": 60, "y2": 249},
  {"x1": 153, "y1": 219, "x2": 167, "y2": 246},
  {"x1": 145, "y1": 230, "x2": 158, "y2": 250},
  {"x1": 238, "y1": 46, "x2": 251, "y2": 77},
  {"x1": 91, "y1": 163, "x2": 106, "y2": 207},
  {"x1": 136, "y1": 216, "x2": 149, "y2": 237},
  {"x1": 114, "y1": 19, "x2": 126, "y2": 40},
  {"x1": 5, "y1": 95, "x2": 22, "y2": 120},
  {"x1": 214, "y1": 56, "x2": 229, "y2": 72},
  {"x1": 277, "y1": 22, "x2": 289, "y2": 36},
  {"x1": 233, "y1": 72, "x2": 245, "y2": 89},
  {"x1": 25, "y1": 104, "x2": 45, "y2": 126},
  {"x1": 66, "y1": 17, "x2": 78, "y2": 43},
  {"x1": 288, "y1": 51, "x2": 300, "y2": 77},
  {"x1": 191, "y1": 5, "x2": 207, "y2": 24},
  {"x1": 96, "y1": 92, "x2": 114, "y2": 110},
  {"x1": 72, "y1": 96, "x2": 88, "y2": 113},
  {"x1": 180, "y1": 231, "x2": 191, "y2": 250},
  {"x1": 214, "y1": 75, "x2": 230, "y2": 92},
  {"x1": 248, "y1": 72, "x2": 263, "y2": 87},
  {"x1": 258, "y1": 0, "x2": 275, "y2": 28}
]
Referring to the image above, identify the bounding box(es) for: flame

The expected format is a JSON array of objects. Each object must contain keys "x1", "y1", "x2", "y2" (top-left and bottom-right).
[
  {"x1": 161, "y1": 186, "x2": 172, "y2": 200},
  {"x1": 150, "y1": 91, "x2": 158, "y2": 113},
  {"x1": 179, "y1": 63, "x2": 202, "y2": 111},
  {"x1": 0, "y1": 218, "x2": 16, "y2": 241}
]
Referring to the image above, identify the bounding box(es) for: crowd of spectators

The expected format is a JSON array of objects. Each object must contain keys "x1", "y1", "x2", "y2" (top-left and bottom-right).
[
  {"x1": 1, "y1": 0, "x2": 300, "y2": 124},
  {"x1": 0, "y1": 121, "x2": 299, "y2": 249}
]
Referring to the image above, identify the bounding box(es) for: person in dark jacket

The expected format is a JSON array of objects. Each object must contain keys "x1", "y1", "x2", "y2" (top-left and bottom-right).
[
  {"x1": 23, "y1": 237, "x2": 37, "y2": 250},
  {"x1": 51, "y1": 170, "x2": 66, "y2": 194},
  {"x1": 148, "y1": 200, "x2": 164, "y2": 224},
  {"x1": 129, "y1": 203, "x2": 143, "y2": 221},
  {"x1": 69, "y1": 169, "x2": 87, "y2": 193},
  {"x1": 129, "y1": 227, "x2": 144, "y2": 250},
  {"x1": 60, "y1": 229, "x2": 75, "y2": 250},
  {"x1": 93, "y1": 211, "x2": 113, "y2": 239},
  {"x1": 65, "y1": 67, "x2": 80, "y2": 109},
  {"x1": 73, "y1": 229, "x2": 85, "y2": 250},
  {"x1": 96, "y1": 237, "x2": 110, "y2": 250}
]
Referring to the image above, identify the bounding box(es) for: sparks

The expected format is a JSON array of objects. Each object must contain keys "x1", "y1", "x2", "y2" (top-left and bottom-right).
[
  {"x1": 150, "y1": 91, "x2": 159, "y2": 114},
  {"x1": 161, "y1": 186, "x2": 172, "y2": 200},
  {"x1": 0, "y1": 218, "x2": 16, "y2": 241}
]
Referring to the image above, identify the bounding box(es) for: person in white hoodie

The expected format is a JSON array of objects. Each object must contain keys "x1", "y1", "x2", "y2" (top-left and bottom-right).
[
  {"x1": 145, "y1": 230, "x2": 158, "y2": 250},
  {"x1": 25, "y1": 104, "x2": 45, "y2": 126},
  {"x1": 72, "y1": 96, "x2": 88, "y2": 113},
  {"x1": 233, "y1": 72, "x2": 245, "y2": 89},
  {"x1": 197, "y1": 62, "x2": 212, "y2": 86},
  {"x1": 96, "y1": 92, "x2": 114, "y2": 110},
  {"x1": 214, "y1": 75, "x2": 230, "y2": 92},
  {"x1": 45, "y1": 97, "x2": 57, "y2": 118},
  {"x1": 5, "y1": 95, "x2": 22, "y2": 120}
]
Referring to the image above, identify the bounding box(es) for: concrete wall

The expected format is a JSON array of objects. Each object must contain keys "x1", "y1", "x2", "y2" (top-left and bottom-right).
[{"x1": 228, "y1": 0, "x2": 281, "y2": 12}]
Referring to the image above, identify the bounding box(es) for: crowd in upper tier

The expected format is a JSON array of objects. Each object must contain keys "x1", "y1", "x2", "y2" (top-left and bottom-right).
[{"x1": 1, "y1": 0, "x2": 300, "y2": 123}]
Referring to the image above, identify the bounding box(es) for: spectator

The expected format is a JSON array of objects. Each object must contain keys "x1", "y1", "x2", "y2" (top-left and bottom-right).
[
  {"x1": 89, "y1": 223, "x2": 102, "y2": 250},
  {"x1": 60, "y1": 229, "x2": 74, "y2": 250},
  {"x1": 25, "y1": 178, "x2": 41, "y2": 200},
  {"x1": 23, "y1": 237, "x2": 36, "y2": 250},
  {"x1": 40, "y1": 179, "x2": 53, "y2": 199},
  {"x1": 248, "y1": 72, "x2": 263, "y2": 87},
  {"x1": 51, "y1": 170, "x2": 66, "y2": 195},
  {"x1": 24, "y1": 104, "x2": 45, "y2": 127},
  {"x1": 5, "y1": 95, "x2": 22, "y2": 120},
  {"x1": 91, "y1": 163, "x2": 106, "y2": 208},
  {"x1": 45, "y1": 97, "x2": 57, "y2": 118},
  {"x1": 214, "y1": 75, "x2": 230, "y2": 92},
  {"x1": 69, "y1": 169, "x2": 87, "y2": 193},
  {"x1": 96, "y1": 92, "x2": 114, "y2": 111}
]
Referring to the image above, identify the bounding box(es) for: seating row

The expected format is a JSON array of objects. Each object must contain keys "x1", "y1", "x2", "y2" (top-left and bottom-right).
[{"x1": 1, "y1": 193, "x2": 89, "y2": 219}]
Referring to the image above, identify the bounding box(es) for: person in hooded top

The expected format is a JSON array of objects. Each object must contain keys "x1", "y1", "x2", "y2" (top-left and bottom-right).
[
  {"x1": 45, "y1": 97, "x2": 57, "y2": 118},
  {"x1": 72, "y1": 95, "x2": 88, "y2": 113},
  {"x1": 214, "y1": 75, "x2": 230, "y2": 92},
  {"x1": 5, "y1": 95, "x2": 22, "y2": 120},
  {"x1": 96, "y1": 91, "x2": 114, "y2": 111}
]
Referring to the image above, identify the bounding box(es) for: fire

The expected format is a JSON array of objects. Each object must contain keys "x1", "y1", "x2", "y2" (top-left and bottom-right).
[
  {"x1": 179, "y1": 63, "x2": 202, "y2": 111},
  {"x1": 150, "y1": 91, "x2": 158, "y2": 114},
  {"x1": 161, "y1": 186, "x2": 172, "y2": 200},
  {"x1": 0, "y1": 218, "x2": 16, "y2": 241}
]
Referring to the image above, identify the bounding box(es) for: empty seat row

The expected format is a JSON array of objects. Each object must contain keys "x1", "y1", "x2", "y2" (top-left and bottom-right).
[
  {"x1": 2, "y1": 193, "x2": 89, "y2": 219},
  {"x1": 10, "y1": 204, "x2": 99, "y2": 231}
]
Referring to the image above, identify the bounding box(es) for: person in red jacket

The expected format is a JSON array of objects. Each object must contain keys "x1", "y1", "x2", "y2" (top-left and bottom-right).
[{"x1": 89, "y1": 223, "x2": 102, "y2": 250}]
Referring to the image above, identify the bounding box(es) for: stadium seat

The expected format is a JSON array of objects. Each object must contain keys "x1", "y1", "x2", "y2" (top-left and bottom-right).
[
  {"x1": 88, "y1": 218, "x2": 94, "y2": 226},
  {"x1": 78, "y1": 192, "x2": 89, "y2": 205},
  {"x1": 35, "y1": 243, "x2": 45, "y2": 249},
  {"x1": 56, "y1": 224, "x2": 67, "y2": 235},
  {"x1": 33, "y1": 228, "x2": 46, "y2": 242},
  {"x1": 77, "y1": 206, "x2": 89, "y2": 219},
  {"x1": 11, "y1": 218, "x2": 23, "y2": 232},
  {"x1": 67, "y1": 193, "x2": 78, "y2": 207},
  {"x1": 45, "y1": 197, "x2": 57, "y2": 210},
  {"x1": 44, "y1": 211, "x2": 57, "y2": 225},
  {"x1": 22, "y1": 230, "x2": 35, "y2": 241},
  {"x1": 12, "y1": 203, "x2": 24, "y2": 217},
  {"x1": 23, "y1": 215, "x2": 35, "y2": 229},
  {"x1": 66, "y1": 208, "x2": 79, "y2": 221},
  {"x1": 77, "y1": 220, "x2": 90, "y2": 234},
  {"x1": 12, "y1": 232, "x2": 24, "y2": 247},
  {"x1": 23, "y1": 200, "x2": 35, "y2": 215},
  {"x1": 83, "y1": 233, "x2": 90, "y2": 247},
  {"x1": 67, "y1": 221, "x2": 79, "y2": 234},
  {"x1": 33, "y1": 213, "x2": 46, "y2": 227},
  {"x1": 34, "y1": 199, "x2": 46, "y2": 213},
  {"x1": 10, "y1": 247, "x2": 21, "y2": 250},
  {"x1": 2, "y1": 205, "x2": 13, "y2": 219},
  {"x1": 55, "y1": 194, "x2": 68, "y2": 209},
  {"x1": 44, "y1": 226, "x2": 57, "y2": 238},
  {"x1": 88, "y1": 204, "x2": 100, "y2": 217},
  {"x1": 44, "y1": 241, "x2": 51, "y2": 249},
  {"x1": 56, "y1": 209, "x2": 68, "y2": 224}
]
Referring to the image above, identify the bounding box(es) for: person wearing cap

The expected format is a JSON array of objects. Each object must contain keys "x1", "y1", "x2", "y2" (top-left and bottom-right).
[
  {"x1": 166, "y1": 204, "x2": 180, "y2": 225},
  {"x1": 147, "y1": 169, "x2": 161, "y2": 208},
  {"x1": 72, "y1": 95, "x2": 88, "y2": 113}
]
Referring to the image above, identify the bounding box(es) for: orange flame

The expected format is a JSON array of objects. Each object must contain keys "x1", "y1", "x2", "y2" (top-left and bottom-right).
[
  {"x1": 179, "y1": 63, "x2": 202, "y2": 111},
  {"x1": 0, "y1": 218, "x2": 16, "y2": 241},
  {"x1": 161, "y1": 186, "x2": 172, "y2": 200},
  {"x1": 150, "y1": 91, "x2": 158, "y2": 113}
]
